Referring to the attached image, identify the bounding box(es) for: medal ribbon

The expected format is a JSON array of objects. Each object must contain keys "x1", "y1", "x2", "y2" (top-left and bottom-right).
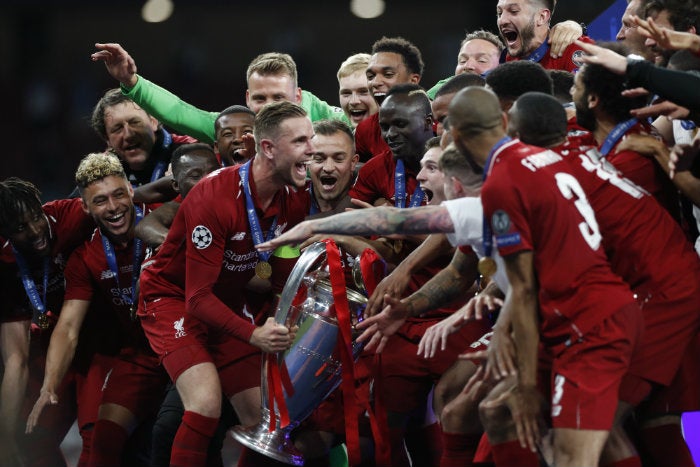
[
  {"x1": 356, "y1": 248, "x2": 392, "y2": 466},
  {"x1": 499, "y1": 40, "x2": 549, "y2": 64},
  {"x1": 482, "y1": 137, "x2": 512, "y2": 258},
  {"x1": 13, "y1": 246, "x2": 50, "y2": 322},
  {"x1": 394, "y1": 159, "x2": 424, "y2": 209},
  {"x1": 324, "y1": 239, "x2": 364, "y2": 466},
  {"x1": 240, "y1": 161, "x2": 278, "y2": 263},
  {"x1": 149, "y1": 129, "x2": 173, "y2": 183},
  {"x1": 308, "y1": 183, "x2": 320, "y2": 216},
  {"x1": 599, "y1": 118, "x2": 638, "y2": 157},
  {"x1": 100, "y1": 206, "x2": 144, "y2": 307},
  {"x1": 266, "y1": 355, "x2": 292, "y2": 432}
]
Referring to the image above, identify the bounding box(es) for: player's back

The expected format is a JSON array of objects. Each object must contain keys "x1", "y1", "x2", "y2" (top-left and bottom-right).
[{"x1": 482, "y1": 139, "x2": 634, "y2": 345}]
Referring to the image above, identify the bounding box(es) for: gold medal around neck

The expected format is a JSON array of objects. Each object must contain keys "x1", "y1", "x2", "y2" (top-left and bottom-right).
[
  {"x1": 478, "y1": 257, "x2": 498, "y2": 278},
  {"x1": 37, "y1": 313, "x2": 50, "y2": 330},
  {"x1": 255, "y1": 261, "x2": 272, "y2": 280}
]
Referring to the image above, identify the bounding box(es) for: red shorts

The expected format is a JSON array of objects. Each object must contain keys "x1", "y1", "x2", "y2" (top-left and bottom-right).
[
  {"x1": 379, "y1": 317, "x2": 492, "y2": 413},
  {"x1": 640, "y1": 331, "x2": 700, "y2": 415},
  {"x1": 547, "y1": 302, "x2": 642, "y2": 430},
  {"x1": 100, "y1": 348, "x2": 169, "y2": 418},
  {"x1": 627, "y1": 287, "x2": 700, "y2": 386},
  {"x1": 141, "y1": 296, "x2": 261, "y2": 397}
]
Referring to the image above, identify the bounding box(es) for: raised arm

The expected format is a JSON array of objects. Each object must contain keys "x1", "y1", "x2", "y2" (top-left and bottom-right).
[
  {"x1": 92, "y1": 43, "x2": 218, "y2": 143},
  {"x1": 257, "y1": 204, "x2": 455, "y2": 251},
  {"x1": 548, "y1": 20, "x2": 583, "y2": 58},
  {"x1": 356, "y1": 247, "x2": 478, "y2": 352}
]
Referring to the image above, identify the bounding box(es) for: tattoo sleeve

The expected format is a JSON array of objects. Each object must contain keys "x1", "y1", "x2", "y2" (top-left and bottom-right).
[{"x1": 403, "y1": 248, "x2": 479, "y2": 317}]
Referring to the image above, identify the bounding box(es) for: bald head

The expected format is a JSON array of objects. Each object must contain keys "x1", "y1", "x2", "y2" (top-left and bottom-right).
[{"x1": 448, "y1": 87, "x2": 502, "y2": 136}]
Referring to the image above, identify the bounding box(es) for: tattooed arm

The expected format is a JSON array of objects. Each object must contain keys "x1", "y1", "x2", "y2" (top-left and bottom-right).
[
  {"x1": 357, "y1": 248, "x2": 479, "y2": 352},
  {"x1": 257, "y1": 205, "x2": 456, "y2": 251}
]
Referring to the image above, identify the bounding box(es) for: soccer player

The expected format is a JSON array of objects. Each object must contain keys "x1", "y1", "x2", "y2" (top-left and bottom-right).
[{"x1": 136, "y1": 101, "x2": 311, "y2": 466}]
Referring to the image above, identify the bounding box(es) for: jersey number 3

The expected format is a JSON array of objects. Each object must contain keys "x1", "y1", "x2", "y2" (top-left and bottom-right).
[{"x1": 555, "y1": 172, "x2": 602, "y2": 250}]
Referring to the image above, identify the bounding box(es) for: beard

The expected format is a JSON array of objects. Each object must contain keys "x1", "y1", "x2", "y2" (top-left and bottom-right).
[
  {"x1": 516, "y1": 18, "x2": 537, "y2": 58},
  {"x1": 574, "y1": 101, "x2": 597, "y2": 133}
]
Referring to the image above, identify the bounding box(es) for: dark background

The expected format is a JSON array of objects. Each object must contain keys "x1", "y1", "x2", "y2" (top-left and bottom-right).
[{"x1": 0, "y1": 0, "x2": 617, "y2": 200}]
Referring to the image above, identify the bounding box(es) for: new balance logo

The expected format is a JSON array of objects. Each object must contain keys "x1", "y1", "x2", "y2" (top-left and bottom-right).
[
  {"x1": 230, "y1": 232, "x2": 246, "y2": 241},
  {"x1": 100, "y1": 270, "x2": 116, "y2": 280},
  {"x1": 174, "y1": 317, "x2": 187, "y2": 338}
]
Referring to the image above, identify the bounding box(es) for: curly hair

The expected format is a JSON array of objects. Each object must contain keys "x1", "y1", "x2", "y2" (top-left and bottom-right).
[
  {"x1": 371, "y1": 36, "x2": 424, "y2": 76},
  {"x1": 75, "y1": 152, "x2": 127, "y2": 192},
  {"x1": 579, "y1": 42, "x2": 648, "y2": 123},
  {"x1": 0, "y1": 178, "x2": 43, "y2": 235}
]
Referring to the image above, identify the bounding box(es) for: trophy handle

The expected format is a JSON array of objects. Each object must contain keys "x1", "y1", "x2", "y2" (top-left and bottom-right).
[{"x1": 274, "y1": 242, "x2": 327, "y2": 326}]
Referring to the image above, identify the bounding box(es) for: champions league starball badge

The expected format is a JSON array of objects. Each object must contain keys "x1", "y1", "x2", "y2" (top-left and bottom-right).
[{"x1": 191, "y1": 225, "x2": 213, "y2": 249}]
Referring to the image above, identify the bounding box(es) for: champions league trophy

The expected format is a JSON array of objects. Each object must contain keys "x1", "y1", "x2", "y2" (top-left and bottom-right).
[{"x1": 230, "y1": 241, "x2": 384, "y2": 465}]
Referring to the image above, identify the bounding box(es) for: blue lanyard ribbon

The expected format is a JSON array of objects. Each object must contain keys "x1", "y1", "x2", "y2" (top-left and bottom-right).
[
  {"x1": 100, "y1": 206, "x2": 143, "y2": 306},
  {"x1": 499, "y1": 40, "x2": 549, "y2": 64},
  {"x1": 308, "y1": 184, "x2": 320, "y2": 216},
  {"x1": 12, "y1": 246, "x2": 50, "y2": 316},
  {"x1": 482, "y1": 136, "x2": 512, "y2": 258},
  {"x1": 599, "y1": 118, "x2": 638, "y2": 157},
  {"x1": 394, "y1": 159, "x2": 425, "y2": 209},
  {"x1": 149, "y1": 129, "x2": 173, "y2": 183},
  {"x1": 240, "y1": 161, "x2": 278, "y2": 262},
  {"x1": 524, "y1": 41, "x2": 550, "y2": 63}
]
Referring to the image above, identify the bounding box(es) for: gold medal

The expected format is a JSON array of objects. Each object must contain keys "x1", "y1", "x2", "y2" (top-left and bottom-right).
[
  {"x1": 478, "y1": 257, "x2": 498, "y2": 278},
  {"x1": 255, "y1": 261, "x2": 272, "y2": 280},
  {"x1": 37, "y1": 313, "x2": 50, "y2": 330}
]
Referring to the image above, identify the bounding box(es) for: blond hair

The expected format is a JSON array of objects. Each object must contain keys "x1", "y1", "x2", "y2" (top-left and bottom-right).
[
  {"x1": 246, "y1": 52, "x2": 298, "y2": 87},
  {"x1": 337, "y1": 53, "x2": 371, "y2": 81},
  {"x1": 75, "y1": 152, "x2": 127, "y2": 192}
]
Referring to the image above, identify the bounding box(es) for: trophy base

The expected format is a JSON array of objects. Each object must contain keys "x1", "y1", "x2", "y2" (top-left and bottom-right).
[{"x1": 230, "y1": 422, "x2": 304, "y2": 466}]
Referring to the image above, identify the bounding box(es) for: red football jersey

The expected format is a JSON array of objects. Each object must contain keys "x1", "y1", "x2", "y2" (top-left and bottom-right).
[
  {"x1": 0, "y1": 198, "x2": 94, "y2": 324},
  {"x1": 603, "y1": 121, "x2": 680, "y2": 221},
  {"x1": 481, "y1": 139, "x2": 635, "y2": 345},
  {"x1": 505, "y1": 36, "x2": 593, "y2": 73},
  {"x1": 354, "y1": 113, "x2": 390, "y2": 163},
  {"x1": 555, "y1": 138, "x2": 700, "y2": 293},
  {"x1": 349, "y1": 151, "x2": 424, "y2": 206},
  {"x1": 139, "y1": 166, "x2": 310, "y2": 342},
  {"x1": 64, "y1": 224, "x2": 148, "y2": 350}
]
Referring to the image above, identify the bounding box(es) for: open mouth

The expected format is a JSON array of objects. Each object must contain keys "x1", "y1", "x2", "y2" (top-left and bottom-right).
[
  {"x1": 373, "y1": 92, "x2": 387, "y2": 106},
  {"x1": 422, "y1": 187, "x2": 434, "y2": 202},
  {"x1": 319, "y1": 175, "x2": 338, "y2": 191},
  {"x1": 33, "y1": 236, "x2": 49, "y2": 252},
  {"x1": 105, "y1": 212, "x2": 127, "y2": 229},
  {"x1": 501, "y1": 29, "x2": 519, "y2": 46},
  {"x1": 295, "y1": 161, "x2": 309, "y2": 178},
  {"x1": 349, "y1": 109, "x2": 368, "y2": 123}
]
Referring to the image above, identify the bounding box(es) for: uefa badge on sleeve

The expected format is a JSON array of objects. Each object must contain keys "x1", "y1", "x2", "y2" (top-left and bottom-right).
[{"x1": 192, "y1": 225, "x2": 213, "y2": 249}]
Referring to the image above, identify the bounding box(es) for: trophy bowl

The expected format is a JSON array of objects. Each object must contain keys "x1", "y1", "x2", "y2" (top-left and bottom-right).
[{"x1": 230, "y1": 241, "x2": 378, "y2": 465}]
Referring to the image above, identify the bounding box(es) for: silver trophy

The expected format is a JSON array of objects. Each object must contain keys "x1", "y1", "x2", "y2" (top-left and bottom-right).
[{"x1": 230, "y1": 242, "x2": 380, "y2": 465}]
